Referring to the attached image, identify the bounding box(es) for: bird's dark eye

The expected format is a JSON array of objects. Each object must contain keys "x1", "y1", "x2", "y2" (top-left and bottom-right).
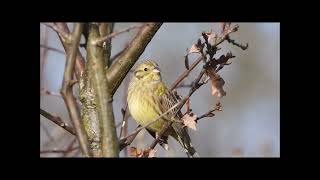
[{"x1": 144, "y1": 68, "x2": 148, "y2": 71}]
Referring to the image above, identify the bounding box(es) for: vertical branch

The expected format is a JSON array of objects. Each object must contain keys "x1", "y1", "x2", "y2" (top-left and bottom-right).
[
  {"x1": 40, "y1": 26, "x2": 49, "y2": 86},
  {"x1": 87, "y1": 23, "x2": 119, "y2": 157},
  {"x1": 99, "y1": 23, "x2": 114, "y2": 67},
  {"x1": 54, "y1": 23, "x2": 86, "y2": 80},
  {"x1": 60, "y1": 23, "x2": 91, "y2": 157}
]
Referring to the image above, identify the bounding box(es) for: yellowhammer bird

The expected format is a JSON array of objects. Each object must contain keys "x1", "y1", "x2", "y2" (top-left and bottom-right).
[{"x1": 127, "y1": 60, "x2": 199, "y2": 157}]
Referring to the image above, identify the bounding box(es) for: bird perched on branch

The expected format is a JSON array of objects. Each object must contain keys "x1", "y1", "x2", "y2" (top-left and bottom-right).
[{"x1": 127, "y1": 60, "x2": 199, "y2": 157}]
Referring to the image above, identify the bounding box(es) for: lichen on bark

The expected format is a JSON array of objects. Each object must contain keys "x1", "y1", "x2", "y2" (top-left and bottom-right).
[{"x1": 79, "y1": 70, "x2": 102, "y2": 157}]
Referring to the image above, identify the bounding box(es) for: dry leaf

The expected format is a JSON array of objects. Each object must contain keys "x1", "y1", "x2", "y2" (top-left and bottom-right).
[
  {"x1": 182, "y1": 113, "x2": 197, "y2": 131},
  {"x1": 128, "y1": 147, "x2": 143, "y2": 157},
  {"x1": 205, "y1": 31, "x2": 217, "y2": 43},
  {"x1": 188, "y1": 44, "x2": 200, "y2": 54},
  {"x1": 221, "y1": 22, "x2": 231, "y2": 35},
  {"x1": 206, "y1": 69, "x2": 226, "y2": 98}
]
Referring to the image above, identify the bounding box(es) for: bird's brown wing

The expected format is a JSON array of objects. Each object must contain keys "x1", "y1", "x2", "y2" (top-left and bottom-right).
[{"x1": 157, "y1": 90, "x2": 199, "y2": 157}]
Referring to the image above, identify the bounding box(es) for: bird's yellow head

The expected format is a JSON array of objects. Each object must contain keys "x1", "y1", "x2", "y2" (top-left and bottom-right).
[{"x1": 133, "y1": 60, "x2": 162, "y2": 83}]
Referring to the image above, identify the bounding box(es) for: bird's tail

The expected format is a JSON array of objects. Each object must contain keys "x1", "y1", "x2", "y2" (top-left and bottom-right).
[{"x1": 171, "y1": 123, "x2": 199, "y2": 158}]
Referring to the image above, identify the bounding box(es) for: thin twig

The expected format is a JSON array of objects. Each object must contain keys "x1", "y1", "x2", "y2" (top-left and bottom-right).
[
  {"x1": 145, "y1": 122, "x2": 172, "y2": 154},
  {"x1": 41, "y1": 88, "x2": 62, "y2": 98},
  {"x1": 175, "y1": 83, "x2": 193, "y2": 89},
  {"x1": 40, "y1": 146, "x2": 79, "y2": 154},
  {"x1": 40, "y1": 108, "x2": 76, "y2": 135},
  {"x1": 40, "y1": 122, "x2": 54, "y2": 141},
  {"x1": 63, "y1": 137, "x2": 78, "y2": 156},
  {"x1": 119, "y1": 125, "x2": 141, "y2": 151},
  {"x1": 226, "y1": 36, "x2": 249, "y2": 50},
  {"x1": 170, "y1": 56, "x2": 204, "y2": 91},
  {"x1": 40, "y1": 44, "x2": 65, "y2": 54},
  {"x1": 40, "y1": 88, "x2": 82, "y2": 105},
  {"x1": 54, "y1": 23, "x2": 85, "y2": 80},
  {"x1": 42, "y1": 23, "x2": 70, "y2": 41},
  {"x1": 196, "y1": 102, "x2": 222, "y2": 122},
  {"x1": 110, "y1": 43, "x2": 129, "y2": 63},
  {"x1": 40, "y1": 27, "x2": 49, "y2": 85},
  {"x1": 60, "y1": 23, "x2": 91, "y2": 157},
  {"x1": 119, "y1": 75, "x2": 130, "y2": 141},
  {"x1": 119, "y1": 103, "x2": 129, "y2": 138},
  {"x1": 170, "y1": 24, "x2": 240, "y2": 91},
  {"x1": 93, "y1": 25, "x2": 144, "y2": 45},
  {"x1": 120, "y1": 102, "x2": 181, "y2": 140},
  {"x1": 147, "y1": 69, "x2": 206, "y2": 152},
  {"x1": 195, "y1": 109, "x2": 216, "y2": 122}
]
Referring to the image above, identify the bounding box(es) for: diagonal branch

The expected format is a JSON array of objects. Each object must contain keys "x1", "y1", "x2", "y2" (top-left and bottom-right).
[
  {"x1": 119, "y1": 101, "x2": 181, "y2": 150},
  {"x1": 40, "y1": 108, "x2": 76, "y2": 136},
  {"x1": 170, "y1": 56, "x2": 204, "y2": 91},
  {"x1": 54, "y1": 23, "x2": 86, "y2": 80},
  {"x1": 42, "y1": 23, "x2": 71, "y2": 41},
  {"x1": 40, "y1": 44, "x2": 65, "y2": 54},
  {"x1": 106, "y1": 23, "x2": 163, "y2": 95},
  {"x1": 40, "y1": 146, "x2": 79, "y2": 154},
  {"x1": 146, "y1": 69, "x2": 207, "y2": 152},
  {"x1": 93, "y1": 24, "x2": 144, "y2": 45},
  {"x1": 226, "y1": 36, "x2": 249, "y2": 50},
  {"x1": 60, "y1": 23, "x2": 91, "y2": 157}
]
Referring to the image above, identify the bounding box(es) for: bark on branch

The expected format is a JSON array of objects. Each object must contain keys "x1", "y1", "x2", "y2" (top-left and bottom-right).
[
  {"x1": 40, "y1": 108, "x2": 76, "y2": 136},
  {"x1": 54, "y1": 23, "x2": 86, "y2": 80},
  {"x1": 87, "y1": 23, "x2": 119, "y2": 157},
  {"x1": 60, "y1": 23, "x2": 91, "y2": 157}
]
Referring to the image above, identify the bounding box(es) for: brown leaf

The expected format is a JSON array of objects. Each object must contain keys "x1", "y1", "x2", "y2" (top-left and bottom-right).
[
  {"x1": 128, "y1": 147, "x2": 143, "y2": 157},
  {"x1": 205, "y1": 31, "x2": 217, "y2": 43},
  {"x1": 221, "y1": 22, "x2": 231, "y2": 35},
  {"x1": 188, "y1": 44, "x2": 200, "y2": 54},
  {"x1": 206, "y1": 69, "x2": 226, "y2": 98},
  {"x1": 182, "y1": 113, "x2": 197, "y2": 131}
]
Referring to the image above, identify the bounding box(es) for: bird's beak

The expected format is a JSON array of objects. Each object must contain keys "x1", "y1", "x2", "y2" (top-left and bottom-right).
[{"x1": 153, "y1": 67, "x2": 160, "y2": 73}]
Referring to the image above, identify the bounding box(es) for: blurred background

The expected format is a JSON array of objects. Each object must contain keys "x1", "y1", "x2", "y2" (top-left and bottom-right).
[{"x1": 40, "y1": 23, "x2": 280, "y2": 157}]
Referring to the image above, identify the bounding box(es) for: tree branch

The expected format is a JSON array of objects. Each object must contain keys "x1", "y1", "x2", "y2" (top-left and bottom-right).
[
  {"x1": 106, "y1": 23, "x2": 163, "y2": 95},
  {"x1": 54, "y1": 23, "x2": 85, "y2": 80},
  {"x1": 119, "y1": 101, "x2": 181, "y2": 147},
  {"x1": 63, "y1": 137, "x2": 78, "y2": 157},
  {"x1": 170, "y1": 56, "x2": 204, "y2": 91},
  {"x1": 40, "y1": 147, "x2": 79, "y2": 154},
  {"x1": 146, "y1": 69, "x2": 207, "y2": 152},
  {"x1": 226, "y1": 36, "x2": 249, "y2": 50},
  {"x1": 87, "y1": 23, "x2": 119, "y2": 157},
  {"x1": 60, "y1": 23, "x2": 91, "y2": 157},
  {"x1": 42, "y1": 23, "x2": 71, "y2": 41},
  {"x1": 110, "y1": 43, "x2": 129, "y2": 63},
  {"x1": 119, "y1": 103, "x2": 129, "y2": 139},
  {"x1": 41, "y1": 88, "x2": 82, "y2": 105},
  {"x1": 40, "y1": 122, "x2": 54, "y2": 142},
  {"x1": 99, "y1": 23, "x2": 114, "y2": 67},
  {"x1": 93, "y1": 24, "x2": 144, "y2": 45},
  {"x1": 40, "y1": 44, "x2": 65, "y2": 55},
  {"x1": 40, "y1": 108, "x2": 76, "y2": 136}
]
